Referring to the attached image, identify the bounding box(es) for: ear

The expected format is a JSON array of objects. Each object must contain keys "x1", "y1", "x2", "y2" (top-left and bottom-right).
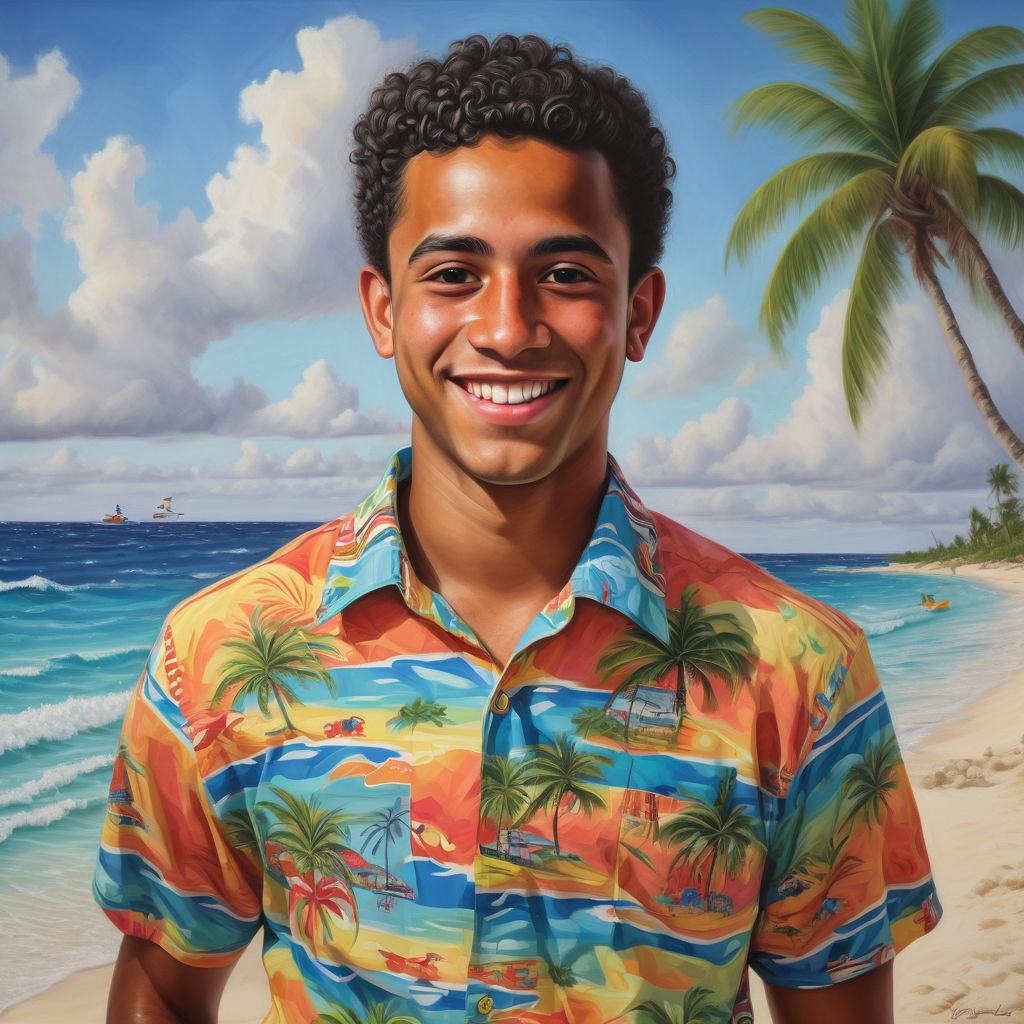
[
  {"x1": 625, "y1": 268, "x2": 666, "y2": 363},
  {"x1": 358, "y1": 265, "x2": 395, "y2": 359}
]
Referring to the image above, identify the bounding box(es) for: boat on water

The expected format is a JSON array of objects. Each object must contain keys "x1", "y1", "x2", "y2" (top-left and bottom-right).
[
  {"x1": 919, "y1": 592, "x2": 950, "y2": 611},
  {"x1": 103, "y1": 504, "x2": 129, "y2": 524},
  {"x1": 153, "y1": 496, "x2": 184, "y2": 520}
]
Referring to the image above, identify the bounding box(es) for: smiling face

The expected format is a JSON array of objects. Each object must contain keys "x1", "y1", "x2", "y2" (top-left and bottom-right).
[{"x1": 359, "y1": 135, "x2": 664, "y2": 490}]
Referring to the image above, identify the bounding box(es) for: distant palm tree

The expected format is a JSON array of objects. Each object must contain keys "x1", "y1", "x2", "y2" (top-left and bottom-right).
[
  {"x1": 600, "y1": 586, "x2": 758, "y2": 733},
  {"x1": 316, "y1": 1003, "x2": 418, "y2": 1024},
  {"x1": 359, "y1": 798, "x2": 410, "y2": 889},
  {"x1": 968, "y1": 504, "x2": 994, "y2": 545},
  {"x1": 988, "y1": 463, "x2": 1020, "y2": 540},
  {"x1": 840, "y1": 734, "x2": 902, "y2": 830},
  {"x1": 633, "y1": 985, "x2": 731, "y2": 1024},
  {"x1": 386, "y1": 696, "x2": 451, "y2": 733},
  {"x1": 660, "y1": 772, "x2": 762, "y2": 909},
  {"x1": 212, "y1": 606, "x2": 337, "y2": 734},
  {"x1": 727, "y1": 0, "x2": 1024, "y2": 470},
  {"x1": 480, "y1": 755, "x2": 531, "y2": 856},
  {"x1": 521, "y1": 734, "x2": 612, "y2": 857}
]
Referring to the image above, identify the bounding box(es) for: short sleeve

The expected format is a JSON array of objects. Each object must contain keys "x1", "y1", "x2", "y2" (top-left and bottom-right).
[
  {"x1": 92, "y1": 620, "x2": 263, "y2": 966},
  {"x1": 748, "y1": 635, "x2": 941, "y2": 988}
]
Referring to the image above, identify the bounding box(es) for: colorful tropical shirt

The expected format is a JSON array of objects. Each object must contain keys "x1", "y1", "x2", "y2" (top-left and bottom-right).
[{"x1": 94, "y1": 448, "x2": 940, "y2": 1024}]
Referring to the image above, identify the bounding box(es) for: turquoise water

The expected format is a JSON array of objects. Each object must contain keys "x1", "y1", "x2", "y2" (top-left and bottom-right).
[{"x1": 0, "y1": 525, "x2": 1018, "y2": 1010}]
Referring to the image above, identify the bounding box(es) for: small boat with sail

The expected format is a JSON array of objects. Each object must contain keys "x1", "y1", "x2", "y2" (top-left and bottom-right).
[
  {"x1": 153, "y1": 497, "x2": 184, "y2": 520},
  {"x1": 103, "y1": 504, "x2": 129, "y2": 524}
]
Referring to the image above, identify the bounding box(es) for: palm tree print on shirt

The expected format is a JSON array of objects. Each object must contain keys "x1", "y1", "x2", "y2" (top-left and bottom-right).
[
  {"x1": 840, "y1": 733, "x2": 901, "y2": 830},
  {"x1": 212, "y1": 606, "x2": 338, "y2": 735},
  {"x1": 359, "y1": 797, "x2": 410, "y2": 899},
  {"x1": 386, "y1": 696, "x2": 452, "y2": 733},
  {"x1": 659, "y1": 771, "x2": 762, "y2": 915},
  {"x1": 599, "y1": 586, "x2": 758, "y2": 737},
  {"x1": 633, "y1": 986, "x2": 731, "y2": 1024},
  {"x1": 726, "y1": 0, "x2": 1024, "y2": 470},
  {"x1": 520, "y1": 734, "x2": 611, "y2": 859},
  {"x1": 257, "y1": 786, "x2": 360, "y2": 952},
  {"x1": 316, "y1": 1003, "x2": 418, "y2": 1024},
  {"x1": 480, "y1": 755, "x2": 531, "y2": 857}
]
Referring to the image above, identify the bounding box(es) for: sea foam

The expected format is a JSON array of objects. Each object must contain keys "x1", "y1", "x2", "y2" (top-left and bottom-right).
[
  {"x1": 0, "y1": 691, "x2": 131, "y2": 754},
  {"x1": 0, "y1": 574, "x2": 77, "y2": 594},
  {"x1": 0, "y1": 797, "x2": 92, "y2": 844},
  {"x1": 0, "y1": 754, "x2": 115, "y2": 809}
]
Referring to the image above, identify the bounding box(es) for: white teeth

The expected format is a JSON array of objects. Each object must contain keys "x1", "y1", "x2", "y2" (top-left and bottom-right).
[{"x1": 462, "y1": 379, "x2": 559, "y2": 404}]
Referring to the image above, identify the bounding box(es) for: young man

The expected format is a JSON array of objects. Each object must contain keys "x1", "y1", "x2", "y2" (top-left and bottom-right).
[{"x1": 96, "y1": 34, "x2": 939, "y2": 1024}]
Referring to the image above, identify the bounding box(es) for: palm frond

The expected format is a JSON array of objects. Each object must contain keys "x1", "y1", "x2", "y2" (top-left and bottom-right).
[
  {"x1": 759, "y1": 168, "x2": 890, "y2": 351},
  {"x1": 727, "y1": 152, "x2": 890, "y2": 267},
  {"x1": 976, "y1": 175, "x2": 1024, "y2": 248},
  {"x1": 728, "y1": 82, "x2": 891, "y2": 156},
  {"x1": 842, "y1": 218, "x2": 905, "y2": 426},
  {"x1": 742, "y1": 8, "x2": 864, "y2": 94},
  {"x1": 971, "y1": 128, "x2": 1024, "y2": 176},
  {"x1": 918, "y1": 25, "x2": 1024, "y2": 102},
  {"x1": 927, "y1": 63, "x2": 1024, "y2": 129},
  {"x1": 897, "y1": 125, "x2": 980, "y2": 218}
]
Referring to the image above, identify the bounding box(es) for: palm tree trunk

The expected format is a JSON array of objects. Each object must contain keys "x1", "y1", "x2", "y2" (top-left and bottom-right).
[
  {"x1": 552, "y1": 801, "x2": 561, "y2": 857},
  {"x1": 918, "y1": 265, "x2": 1024, "y2": 472},
  {"x1": 951, "y1": 215, "x2": 1024, "y2": 359},
  {"x1": 674, "y1": 666, "x2": 688, "y2": 731},
  {"x1": 271, "y1": 684, "x2": 297, "y2": 733}
]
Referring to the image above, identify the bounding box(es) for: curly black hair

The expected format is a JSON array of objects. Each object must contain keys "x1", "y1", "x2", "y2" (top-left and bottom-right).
[{"x1": 351, "y1": 33, "x2": 674, "y2": 287}]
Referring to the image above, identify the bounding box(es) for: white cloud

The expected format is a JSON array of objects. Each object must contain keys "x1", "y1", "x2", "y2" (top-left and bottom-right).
[
  {"x1": 240, "y1": 359, "x2": 406, "y2": 438},
  {"x1": 627, "y1": 287, "x2": 1024, "y2": 493},
  {"x1": 633, "y1": 295, "x2": 760, "y2": 397},
  {"x1": 0, "y1": 18, "x2": 416, "y2": 441},
  {"x1": 0, "y1": 50, "x2": 79, "y2": 231}
]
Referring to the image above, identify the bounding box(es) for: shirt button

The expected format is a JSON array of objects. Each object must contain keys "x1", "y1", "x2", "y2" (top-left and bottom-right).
[
  {"x1": 476, "y1": 994, "x2": 494, "y2": 1015},
  {"x1": 490, "y1": 691, "x2": 510, "y2": 714}
]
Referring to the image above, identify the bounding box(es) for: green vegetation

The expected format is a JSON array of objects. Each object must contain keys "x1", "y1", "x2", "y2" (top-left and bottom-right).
[
  {"x1": 727, "y1": 0, "x2": 1024, "y2": 471},
  {"x1": 890, "y1": 463, "x2": 1024, "y2": 563}
]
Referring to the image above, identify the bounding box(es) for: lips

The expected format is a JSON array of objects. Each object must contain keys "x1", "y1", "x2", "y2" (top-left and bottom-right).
[{"x1": 457, "y1": 379, "x2": 566, "y2": 406}]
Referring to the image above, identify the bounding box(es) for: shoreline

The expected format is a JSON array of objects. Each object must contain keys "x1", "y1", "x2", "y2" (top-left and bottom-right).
[{"x1": 5, "y1": 560, "x2": 1023, "y2": 1024}]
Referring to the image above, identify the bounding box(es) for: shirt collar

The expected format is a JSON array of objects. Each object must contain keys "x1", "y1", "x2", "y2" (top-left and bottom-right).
[{"x1": 317, "y1": 447, "x2": 669, "y2": 644}]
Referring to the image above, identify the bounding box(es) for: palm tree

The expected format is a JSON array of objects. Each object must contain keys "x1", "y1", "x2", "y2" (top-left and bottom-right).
[
  {"x1": 968, "y1": 504, "x2": 994, "y2": 545},
  {"x1": 726, "y1": 0, "x2": 1024, "y2": 471},
  {"x1": 571, "y1": 704, "x2": 624, "y2": 742},
  {"x1": 988, "y1": 462, "x2": 1020, "y2": 540},
  {"x1": 212, "y1": 606, "x2": 338, "y2": 734},
  {"x1": 386, "y1": 696, "x2": 451, "y2": 733},
  {"x1": 317, "y1": 1003, "x2": 418, "y2": 1024},
  {"x1": 840, "y1": 733, "x2": 902, "y2": 829},
  {"x1": 548, "y1": 961, "x2": 579, "y2": 988},
  {"x1": 257, "y1": 786, "x2": 360, "y2": 945},
  {"x1": 660, "y1": 772, "x2": 762, "y2": 909},
  {"x1": 599, "y1": 586, "x2": 758, "y2": 733},
  {"x1": 521, "y1": 734, "x2": 612, "y2": 857},
  {"x1": 633, "y1": 986, "x2": 731, "y2": 1024},
  {"x1": 480, "y1": 755, "x2": 531, "y2": 855},
  {"x1": 359, "y1": 797, "x2": 410, "y2": 889}
]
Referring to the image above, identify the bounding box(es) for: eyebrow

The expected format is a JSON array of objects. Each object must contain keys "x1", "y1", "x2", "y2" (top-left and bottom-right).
[{"x1": 406, "y1": 233, "x2": 612, "y2": 266}]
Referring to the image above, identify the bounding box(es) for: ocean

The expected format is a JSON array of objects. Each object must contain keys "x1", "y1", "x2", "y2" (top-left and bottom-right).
[{"x1": 0, "y1": 523, "x2": 1018, "y2": 1011}]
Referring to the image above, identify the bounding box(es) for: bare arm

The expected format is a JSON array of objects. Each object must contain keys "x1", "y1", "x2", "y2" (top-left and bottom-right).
[
  {"x1": 765, "y1": 960, "x2": 894, "y2": 1024},
  {"x1": 106, "y1": 935, "x2": 238, "y2": 1024}
]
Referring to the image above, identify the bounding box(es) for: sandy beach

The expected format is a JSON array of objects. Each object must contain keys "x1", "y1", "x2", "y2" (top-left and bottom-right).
[{"x1": 4, "y1": 560, "x2": 1022, "y2": 1024}]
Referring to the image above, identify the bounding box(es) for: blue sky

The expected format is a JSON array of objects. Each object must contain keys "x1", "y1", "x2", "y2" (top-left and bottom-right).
[{"x1": 1, "y1": 0, "x2": 1023, "y2": 550}]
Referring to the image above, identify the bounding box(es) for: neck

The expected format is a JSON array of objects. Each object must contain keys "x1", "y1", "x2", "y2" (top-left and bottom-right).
[{"x1": 399, "y1": 432, "x2": 608, "y2": 650}]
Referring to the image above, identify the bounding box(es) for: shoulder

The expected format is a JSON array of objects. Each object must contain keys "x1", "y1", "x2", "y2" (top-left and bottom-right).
[
  {"x1": 650, "y1": 510, "x2": 863, "y2": 655},
  {"x1": 157, "y1": 519, "x2": 343, "y2": 702}
]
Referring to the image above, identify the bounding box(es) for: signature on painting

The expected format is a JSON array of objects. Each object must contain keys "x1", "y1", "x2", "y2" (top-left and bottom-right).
[{"x1": 950, "y1": 1007, "x2": 1014, "y2": 1019}]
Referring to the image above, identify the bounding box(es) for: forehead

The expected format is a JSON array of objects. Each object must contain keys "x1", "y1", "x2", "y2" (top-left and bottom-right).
[{"x1": 390, "y1": 135, "x2": 628, "y2": 253}]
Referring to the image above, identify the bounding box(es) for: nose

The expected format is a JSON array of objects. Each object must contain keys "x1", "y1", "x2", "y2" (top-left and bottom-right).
[{"x1": 466, "y1": 271, "x2": 550, "y2": 356}]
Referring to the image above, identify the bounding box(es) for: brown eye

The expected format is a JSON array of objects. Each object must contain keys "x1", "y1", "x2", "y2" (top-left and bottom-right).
[
  {"x1": 430, "y1": 267, "x2": 475, "y2": 284},
  {"x1": 546, "y1": 267, "x2": 591, "y2": 284}
]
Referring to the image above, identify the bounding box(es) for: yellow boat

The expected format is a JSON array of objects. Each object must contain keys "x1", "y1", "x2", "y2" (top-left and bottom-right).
[{"x1": 919, "y1": 593, "x2": 949, "y2": 611}]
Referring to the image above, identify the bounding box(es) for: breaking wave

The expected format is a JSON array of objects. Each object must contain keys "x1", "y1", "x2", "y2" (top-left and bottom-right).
[
  {"x1": 0, "y1": 755, "x2": 115, "y2": 809},
  {"x1": 0, "y1": 691, "x2": 131, "y2": 755},
  {"x1": 0, "y1": 798, "x2": 92, "y2": 844}
]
